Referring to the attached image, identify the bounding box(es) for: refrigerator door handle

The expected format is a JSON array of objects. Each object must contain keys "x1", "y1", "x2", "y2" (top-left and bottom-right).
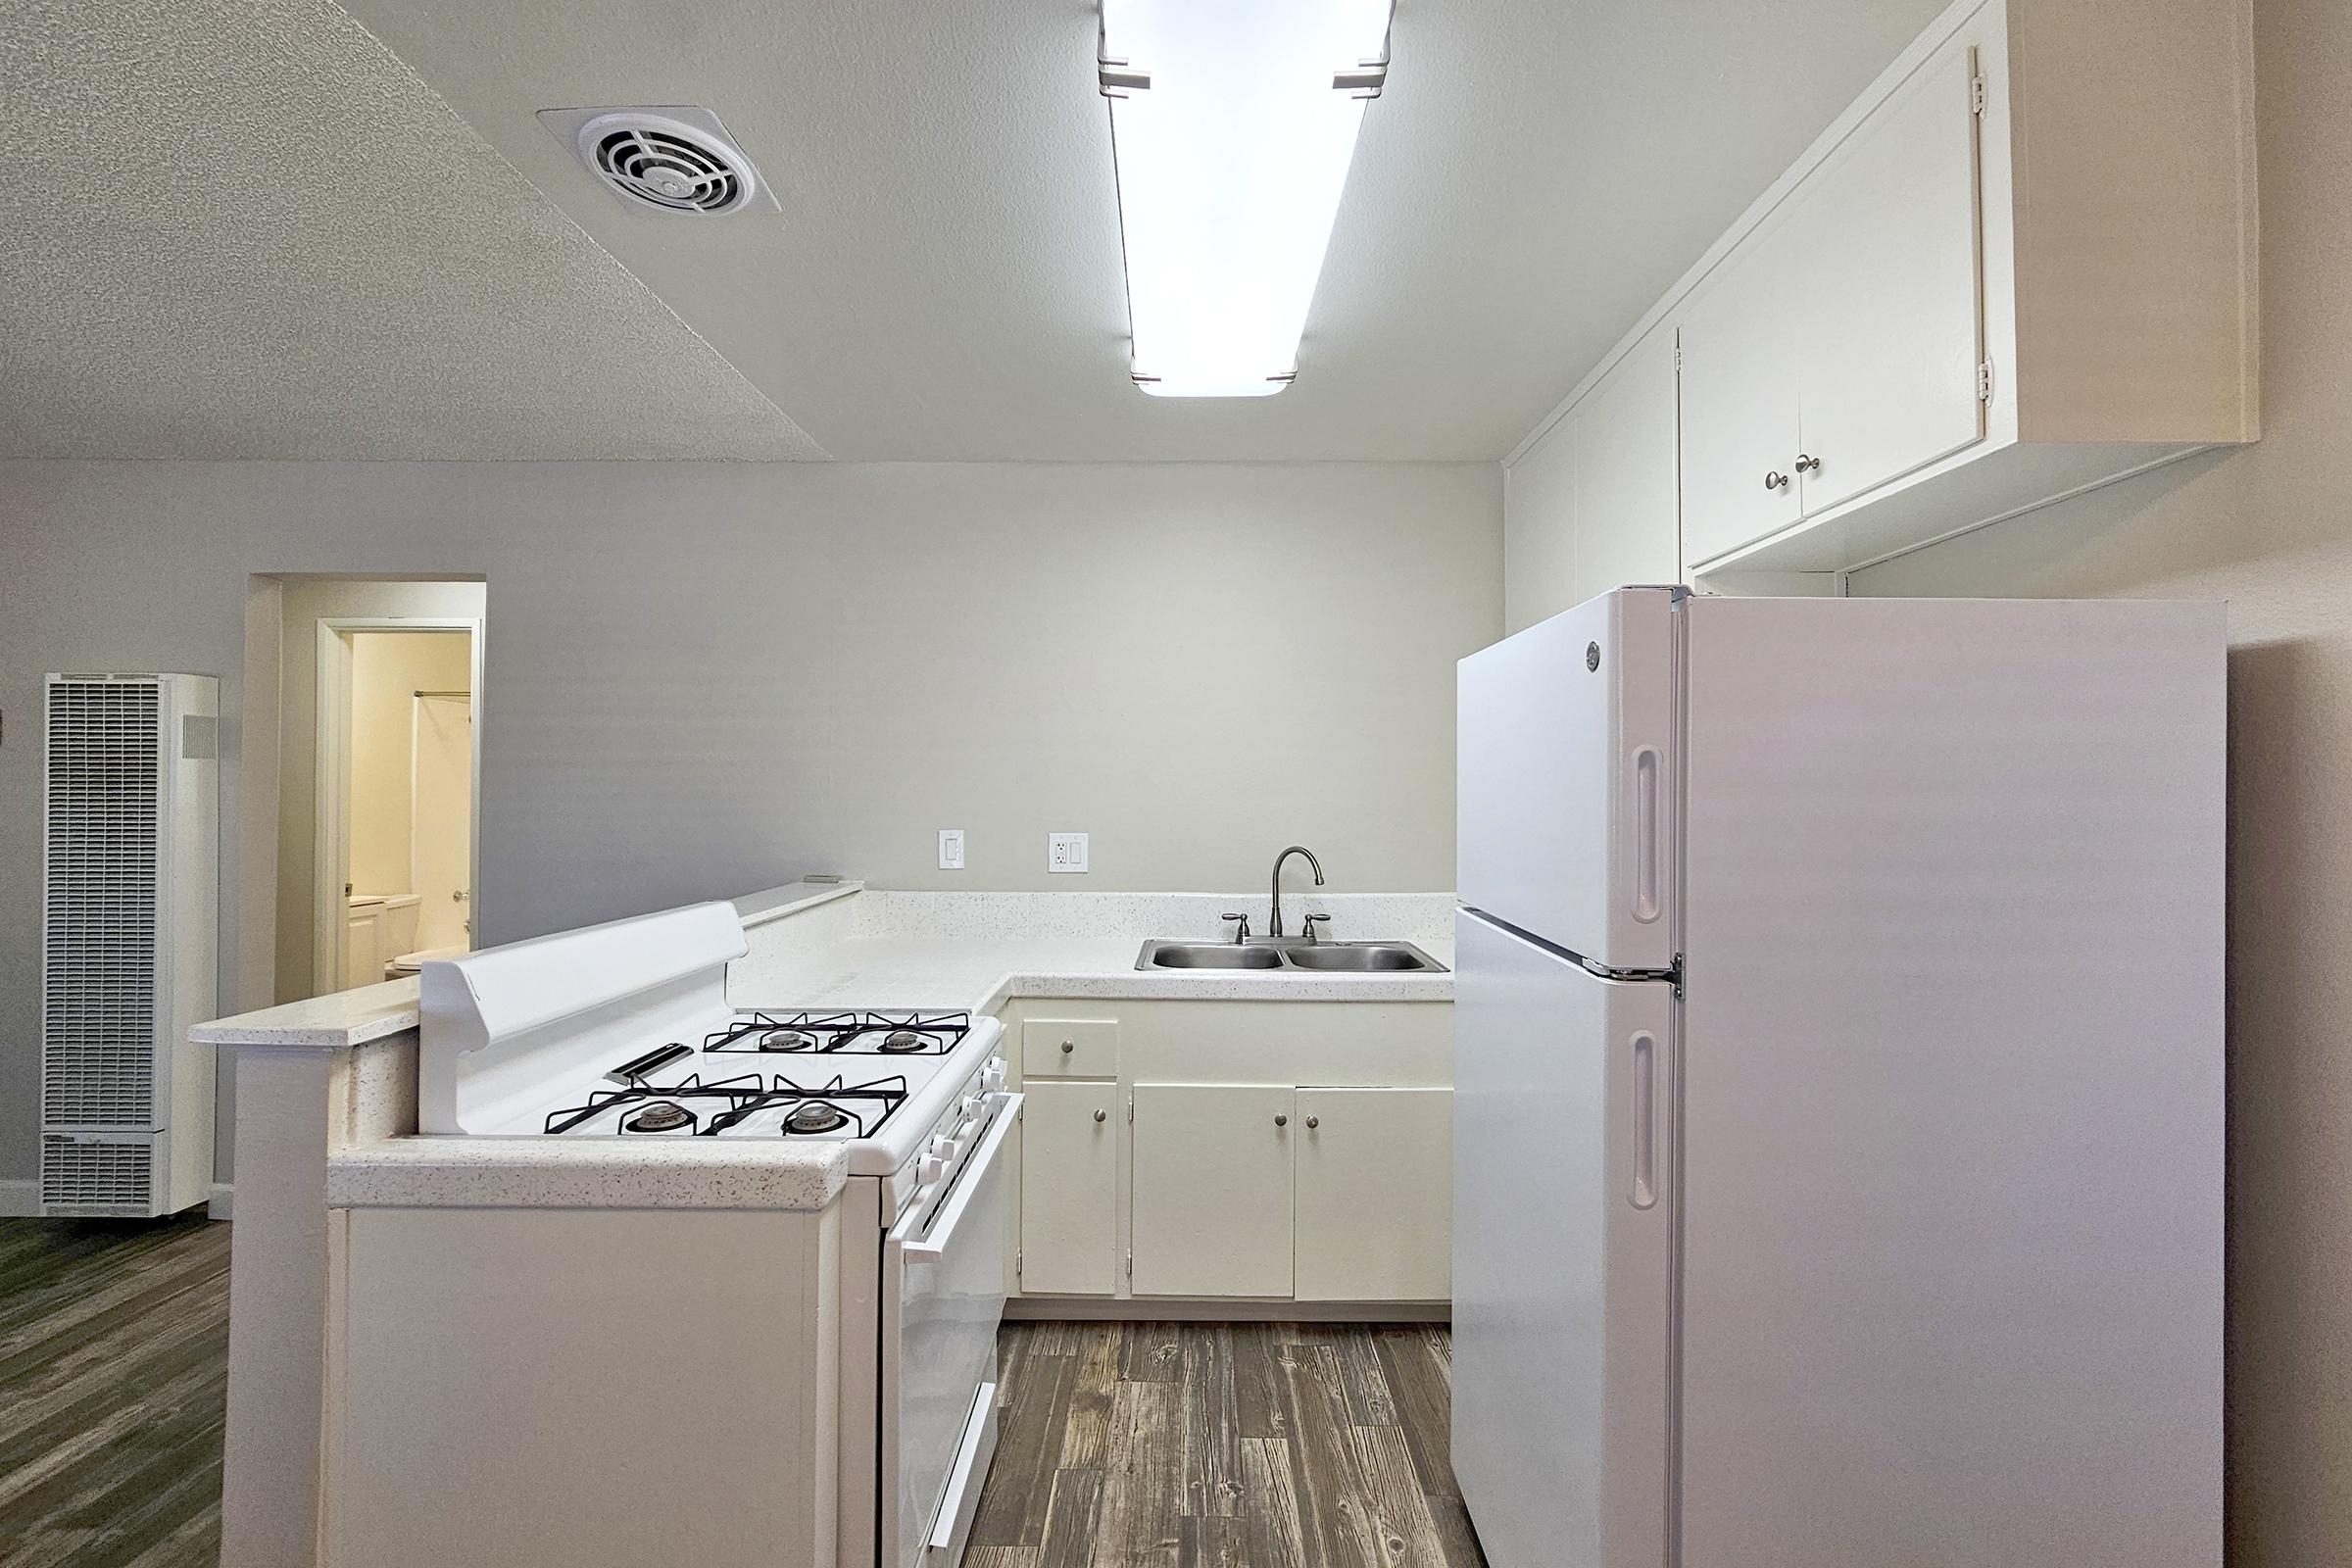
[
  {"x1": 1632, "y1": 745, "x2": 1664, "y2": 924},
  {"x1": 1631, "y1": 1029, "x2": 1660, "y2": 1209}
]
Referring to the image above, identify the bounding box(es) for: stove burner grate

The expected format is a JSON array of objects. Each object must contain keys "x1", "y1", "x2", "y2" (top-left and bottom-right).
[
  {"x1": 705, "y1": 1008, "x2": 971, "y2": 1056},
  {"x1": 545, "y1": 1069, "x2": 913, "y2": 1140}
]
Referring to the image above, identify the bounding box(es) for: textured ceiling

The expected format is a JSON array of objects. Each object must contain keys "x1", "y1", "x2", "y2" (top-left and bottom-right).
[
  {"x1": 0, "y1": 0, "x2": 1952, "y2": 463},
  {"x1": 341, "y1": 0, "x2": 1951, "y2": 461},
  {"x1": 0, "y1": 0, "x2": 822, "y2": 460}
]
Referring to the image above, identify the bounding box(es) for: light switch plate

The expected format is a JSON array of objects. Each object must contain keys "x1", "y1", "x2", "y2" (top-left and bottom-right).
[
  {"x1": 938, "y1": 829, "x2": 964, "y2": 870},
  {"x1": 1048, "y1": 832, "x2": 1089, "y2": 874}
]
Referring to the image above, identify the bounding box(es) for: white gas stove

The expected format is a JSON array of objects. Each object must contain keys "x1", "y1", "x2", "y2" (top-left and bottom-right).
[
  {"x1": 417, "y1": 902, "x2": 1006, "y2": 1182},
  {"x1": 412, "y1": 901, "x2": 1015, "y2": 1568}
]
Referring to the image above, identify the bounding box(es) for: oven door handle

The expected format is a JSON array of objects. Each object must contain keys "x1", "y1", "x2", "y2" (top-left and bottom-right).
[{"x1": 894, "y1": 1093, "x2": 1021, "y2": 1264}]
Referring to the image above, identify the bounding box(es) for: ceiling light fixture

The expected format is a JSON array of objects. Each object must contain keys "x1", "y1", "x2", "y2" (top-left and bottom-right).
[{"x1": 1098, "y1": 0, "x2": 1394, "y2": 398}]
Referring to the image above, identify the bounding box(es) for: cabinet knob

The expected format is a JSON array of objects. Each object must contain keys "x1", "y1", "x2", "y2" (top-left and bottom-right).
[
  {"x1": 1060, "y1": 1040, "x2": 1075, "y2": 1054},
  {"x1": 1094, "y1": 1108, "x2": 1107, "y2": 1123},
  {"x1": 1794, "y1": 453, "x2": 1822, "y2": 474},
  {"x1": 1305, "y1": 1115, "x2": 1319, "y2": 1129},
  {"x1": 1763, "y1": 469, "x2": 1789, "y2": 491},
  {"x1": 1274, "y1": 1113, "x2": 1289, "y2": 1128}
]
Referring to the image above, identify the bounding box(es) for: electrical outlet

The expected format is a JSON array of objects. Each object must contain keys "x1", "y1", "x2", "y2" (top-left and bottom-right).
[
  {"x1": 1048, "y1": 832, "x2": 1089, "y2": 874},
  {"x1": 938, "y1": 829, "x2": 964, "y2": 870}
]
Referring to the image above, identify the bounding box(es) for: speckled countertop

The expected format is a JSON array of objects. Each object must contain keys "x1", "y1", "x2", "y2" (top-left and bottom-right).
[
  {"x1": 727, "y1": 889, "x2": 1456, "y2": 1012},
  {"x1": 324, "y1": 1136, "x2": 847, "y2": 1211},
  {"x1": 190, "y1": 978, "x2": 423, "y2": 1051},
  {"x1": 728, "y1": 932, "x2": 1452, "y2": 1015}
]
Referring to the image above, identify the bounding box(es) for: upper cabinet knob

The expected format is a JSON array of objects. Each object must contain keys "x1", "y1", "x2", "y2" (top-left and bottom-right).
[
  {"x1": 1764, "y1": 469, "x2": 1789, "y2": 491},
  {"x1": 1794, "y1": 453, "x2": 1823, "y2": 474}
]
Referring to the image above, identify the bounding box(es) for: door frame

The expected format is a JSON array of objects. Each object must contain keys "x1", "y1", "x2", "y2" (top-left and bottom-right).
[{"x1": 312, "y1": 615, "x2": 485, "y2": 994}]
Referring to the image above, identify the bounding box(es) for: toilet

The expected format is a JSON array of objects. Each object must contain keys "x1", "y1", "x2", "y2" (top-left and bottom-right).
[{"x1": 369, "y1": 893, "x2": 463, "y2": 978}]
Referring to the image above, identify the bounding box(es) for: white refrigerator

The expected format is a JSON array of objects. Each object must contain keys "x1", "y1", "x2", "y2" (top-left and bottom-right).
[{"x1": 1451, "y1": 588, "x2": 2224, "y2": 1568}]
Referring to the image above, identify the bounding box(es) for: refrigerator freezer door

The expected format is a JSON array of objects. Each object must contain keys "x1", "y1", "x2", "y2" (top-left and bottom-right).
[
  {"x1": 1458, "y1": 587, "x2": 1679, "y2": 972},
  {"x1": 1452, "y1": 909, "x2": 1673, "y2": 1568}
]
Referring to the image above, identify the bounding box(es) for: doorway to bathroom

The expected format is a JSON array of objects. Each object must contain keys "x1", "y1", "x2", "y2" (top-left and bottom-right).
[{"x1": 302, "y1": 601, "x2": 484, "y2": 998}]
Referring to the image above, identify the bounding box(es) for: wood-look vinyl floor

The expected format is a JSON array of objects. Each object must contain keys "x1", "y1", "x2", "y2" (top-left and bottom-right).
[
  {"x1": 968, "y1": 1322, "x2": 1487, "y2": 1568},
  {"x1": 0, "y1": 1214, "x2": 231, "y2": 1568},
  {"x1": 0, "y1": 1220, "x2": 1485, "y2": 1568}
]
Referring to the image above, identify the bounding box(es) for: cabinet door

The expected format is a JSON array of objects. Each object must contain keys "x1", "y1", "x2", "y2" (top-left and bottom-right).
[
  {"x1": 1294, "y1": 1087, "x2": 1452, "y2": 1302},
  {"x1": 1793, "y1": 47, "x2": 1984, "y2": 514},
  {"x1": 1572, "y1": 333, "x2": 1683, "y2": 599},
  {"x1": 1131, "y1": 1085, "x2": 1294, "y2": 1298},
  {"x1": 1018, "y1": 1081, "x2": 1119, "y2": 1296},
  {"x1": 1503, "y1": 415, "x2": 1580, "y2": 633},
  {"x1": 1678, "y1": 219, "x2": 1804, "y2": 566}
]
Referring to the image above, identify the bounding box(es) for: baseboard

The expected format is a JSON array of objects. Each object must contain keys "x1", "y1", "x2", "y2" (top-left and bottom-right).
[
  {"x1": 0, "y1": 1178, "x2": 35, "y2": 1217},
  {"x1": 207, "y1": 1183, "x2": 233, "y2": 1222},
  {"x1": 1005, "y1": 1296, "x2": 1449, "y2": 1324}
]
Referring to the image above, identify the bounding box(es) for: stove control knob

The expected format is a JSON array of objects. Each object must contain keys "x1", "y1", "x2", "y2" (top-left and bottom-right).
[
  {"x1": 981, "y1": 1060, "x2": 1006, "y2": 1092},
  {"x1": 920, "y1": 1153, "x2": 949, "y2": 1188}
]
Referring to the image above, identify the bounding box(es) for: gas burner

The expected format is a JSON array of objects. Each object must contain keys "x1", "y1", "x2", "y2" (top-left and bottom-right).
[
  {"x1": 839, "y1": 1011, "x2": 970, "y2": 1055},
  {"x1": 785, "y1": 1101, "x2": 851, "y2": 1135},
  {"x1": 707, "y1": 1009, "x2": 972, "y2": 1057},
  {"x1": 621, "y1": 1101, "x2": 695, "y2": 1134}
]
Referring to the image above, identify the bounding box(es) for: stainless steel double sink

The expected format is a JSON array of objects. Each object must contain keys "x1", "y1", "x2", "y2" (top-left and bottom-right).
[{"x1": 1134, "y1": 939, "x2": 1447, "y2": 973}]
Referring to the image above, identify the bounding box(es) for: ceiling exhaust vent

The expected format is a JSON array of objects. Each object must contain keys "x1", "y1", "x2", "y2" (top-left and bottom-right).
[{"x1": 535, "y1": 107, "x2": 779, "y2": 216}]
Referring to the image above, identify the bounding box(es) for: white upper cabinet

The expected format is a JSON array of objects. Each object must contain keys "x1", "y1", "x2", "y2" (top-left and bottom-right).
[
  {"x1": 1678, "y1": 217, "x2": 1804, "y2": 569},
  {"x1": 1505, "y1": 328, "x2": 1684, "y2": 632},
  {"x1": 1788, "y1": 46, "x2": 1985, "y2": 516},
  {"x1": 1510, "y1": 0, "x2": 2256, "y2": 586},
  {"x1": 1572, "y1": 332, "x2": 1684, "y2": 600}
]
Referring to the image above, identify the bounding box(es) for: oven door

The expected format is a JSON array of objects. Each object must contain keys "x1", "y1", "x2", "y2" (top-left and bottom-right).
[{"x1": 880, "y1": 1091, "x2": 1019, "y2": 1568}]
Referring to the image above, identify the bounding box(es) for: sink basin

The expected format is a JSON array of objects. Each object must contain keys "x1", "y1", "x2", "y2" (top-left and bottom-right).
[
  {"x1": 1134, "y1": 939, "x2": 1446, "y2": 972},
  {"x1": 1138, "y1": 942, "x2": 1286, "y2": 969},
  {"x1": 1279, "y1": 943, "x2": 1445, "y2": 972}
]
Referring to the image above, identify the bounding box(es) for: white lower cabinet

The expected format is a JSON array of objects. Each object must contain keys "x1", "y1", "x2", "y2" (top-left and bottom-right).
[
  {"x1": 1017, "y1": 1080, "x2": 1120, "y2": 1296},
  {"x1": 1130, "y1": 1084, "x2": 1296, "y2": 1298},
  {"x1": 1005, "y1": 999, "x2": 1454, "y2": 1307},
  {"x1": 1294, "y1": 1087, "x2": 1453, "y2": 1302}
]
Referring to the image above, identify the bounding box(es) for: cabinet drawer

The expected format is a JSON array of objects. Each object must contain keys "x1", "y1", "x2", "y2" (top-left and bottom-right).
[{"x1": 1023, "y1": 1018, "x2": 1118, "y2": 1078}]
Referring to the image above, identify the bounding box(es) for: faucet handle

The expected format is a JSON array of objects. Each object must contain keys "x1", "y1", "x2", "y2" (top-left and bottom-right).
[
  {"x1": 1302, "y1": 912, "x2": 1332, "y2": 945},
  {"x1": 1221, "y1": 912, "x2": 1251, "y2": 944}
]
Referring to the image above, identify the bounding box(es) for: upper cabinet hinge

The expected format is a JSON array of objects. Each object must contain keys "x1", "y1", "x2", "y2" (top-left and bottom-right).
[
  {"x1": 1971, "y1": 74, "x2": 1986, "y2": 117},
  {"x1": 1127, "y1": 1096, "x2": 1135, "y2": 1123},
  {"x1": 1977, "y1": 360, "x2": 1995, "y2": 403}
]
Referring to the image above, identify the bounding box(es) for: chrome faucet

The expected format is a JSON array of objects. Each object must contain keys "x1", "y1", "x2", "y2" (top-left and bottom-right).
[{"x1": 1268, "y1": 845, "x2": 1325, "y2": 938}]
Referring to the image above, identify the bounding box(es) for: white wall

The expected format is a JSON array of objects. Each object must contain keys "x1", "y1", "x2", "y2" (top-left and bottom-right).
[
  {"x1": 0, "y1": 460, "x2": 1502, "y2": 1183},
  {"x1": 1849, "y1": 0, "x2": 2347, "y2": 1556}
]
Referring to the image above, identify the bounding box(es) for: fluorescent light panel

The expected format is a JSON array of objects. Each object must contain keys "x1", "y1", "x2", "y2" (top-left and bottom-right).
[{"x1": 1101, "y1": 0, "x2": 1392, "y2": 397}]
